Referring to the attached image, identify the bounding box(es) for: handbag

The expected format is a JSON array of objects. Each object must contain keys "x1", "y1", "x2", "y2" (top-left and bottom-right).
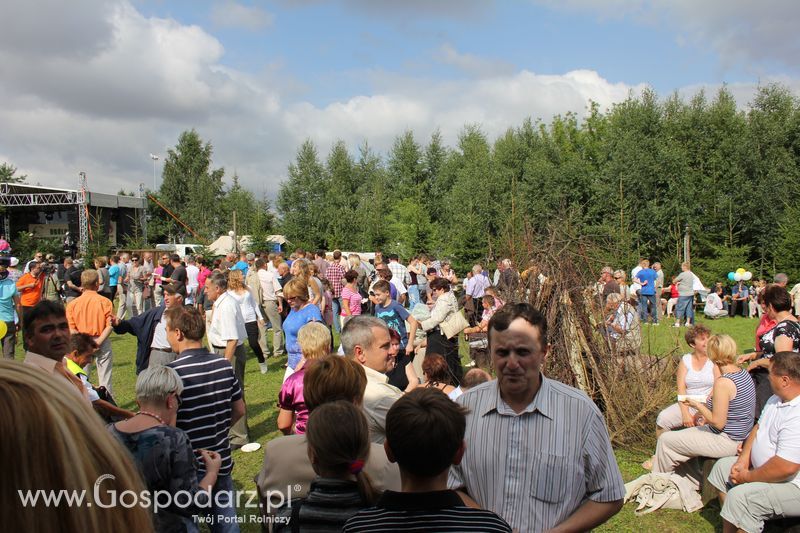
[{"x1": 440, "y1": 309, "x2": 470, "y2": 339}]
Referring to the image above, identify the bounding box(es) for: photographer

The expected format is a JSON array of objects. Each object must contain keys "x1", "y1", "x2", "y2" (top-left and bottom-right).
[
  {"x1": 16, "y1": 261, "x2": 45, "y2": 350},
  {"x1": 0, "y1": 256, "x2": 21, "y2": 359},
  {"x1": 61, "y1": 257, "x2": 83, "y2": 303},
  {"x1": 40, "y1": 255, "x2": 62, "y2": 303}
]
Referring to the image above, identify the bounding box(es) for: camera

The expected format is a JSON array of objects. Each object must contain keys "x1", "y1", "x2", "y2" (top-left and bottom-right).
[{"x1": 40, "y1": 262, "x2": 57, "y2": 275}]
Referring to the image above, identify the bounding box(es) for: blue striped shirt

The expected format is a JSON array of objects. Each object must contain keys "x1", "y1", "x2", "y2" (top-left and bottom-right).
[
  {"x1": 707, "y1": 369, "x2": 756, "y2": 441},
  {"x1": 448, "y1": 377, "x2": 625, "y2": 532},
  {"x1": 168, "y1": 348, "x2": 243, "y2": 476}
]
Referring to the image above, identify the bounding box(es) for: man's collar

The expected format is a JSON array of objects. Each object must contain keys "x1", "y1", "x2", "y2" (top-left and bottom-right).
[
  {"x1": 481, "y1": 374, "x2": 553, "y2": 419},
  {"x1": 362, "y1": 364, "x2": 388, "y2": 383},
  {"x1": 778, "y1": 392, "x2": 800, "y2": 407}
]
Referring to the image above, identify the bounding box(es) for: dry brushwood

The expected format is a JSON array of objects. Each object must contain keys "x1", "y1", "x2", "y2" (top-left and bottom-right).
[{"x1": 500, "y1": 224, "x2": 679, "y2": 450}]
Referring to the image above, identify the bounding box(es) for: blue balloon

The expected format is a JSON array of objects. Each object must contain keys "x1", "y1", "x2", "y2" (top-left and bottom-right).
[{"x1": 727, "y1": 272, "x2": 736, "y2": 281}]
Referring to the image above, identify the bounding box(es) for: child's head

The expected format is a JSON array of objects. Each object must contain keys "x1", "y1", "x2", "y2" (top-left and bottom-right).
[
  {"x1": 371, "y1": 280, "x2": 392, "y2": 304},
  {"x1": 306, "y1": 400, "x2": 375, "y2": 503},
  {"x1": 69, "y1": 333, "x2": 98, "y2": 367},
  {"x1": 385, "y1": 387, "x2": 468, "y2": 479},
  {"x1": 482, "y1": 294, "x2": 495, "y2": 310}
]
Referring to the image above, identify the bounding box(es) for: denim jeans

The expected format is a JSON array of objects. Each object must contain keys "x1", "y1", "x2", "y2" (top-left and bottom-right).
[
  {"x1": 407, "y1": 285, "x2": 420, "y2": 309},
  {"x1": 638, "y1": 293, "x2": 658, "y2": 323},
  {"x1": 205, "y1": 473, "x2": 240, "y2": 533},
  {"x1": 331, "y1": 297, "x2": 342, "y2": 333},
  {"x1": 676, "y1": 295, "x2": 695, "y2": 324}
]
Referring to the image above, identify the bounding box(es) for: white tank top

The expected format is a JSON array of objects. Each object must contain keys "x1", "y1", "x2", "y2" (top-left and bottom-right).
[{"x1": 682, "y1": 353, "x2": 715, "y2": 396}]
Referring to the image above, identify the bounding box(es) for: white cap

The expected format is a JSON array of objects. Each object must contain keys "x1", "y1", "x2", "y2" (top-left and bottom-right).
[{"x1": 10, "y1": 257, "x2": 19, "y2": 267}]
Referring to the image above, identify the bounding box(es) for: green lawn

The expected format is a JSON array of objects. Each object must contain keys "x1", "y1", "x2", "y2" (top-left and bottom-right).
[{"x1": 14, "y1": 313, "x2": 767, "y2": 532}]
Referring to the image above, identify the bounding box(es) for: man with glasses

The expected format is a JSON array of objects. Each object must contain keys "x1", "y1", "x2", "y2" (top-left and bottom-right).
[{"x1": 24, "y1": 252, "x2": 44, "y2": 273}]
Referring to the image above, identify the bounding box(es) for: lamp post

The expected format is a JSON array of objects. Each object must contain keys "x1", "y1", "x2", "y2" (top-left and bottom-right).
[{"x1": 149, "y1": 153, "x2": 159, "y2": 190}]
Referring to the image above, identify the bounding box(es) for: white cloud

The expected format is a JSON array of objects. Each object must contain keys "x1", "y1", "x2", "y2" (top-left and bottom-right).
[
  {"x1": 2, "y1": 0, "x2": 799, "y2": 205},
  {"x1": 535, "y1": 0, "x2": 800, "y2": 73},
  {"x1": 211, "y1": 1, "x2": 274, "y2": 31}
]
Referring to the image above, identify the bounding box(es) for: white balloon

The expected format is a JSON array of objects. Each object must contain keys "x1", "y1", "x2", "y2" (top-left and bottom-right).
[
  {"x1": 734, "y1": 272, "x2": 743, "y2": 281},
  {"x1": 743, "y1": 271, "x2": 753, "y2": 281}
]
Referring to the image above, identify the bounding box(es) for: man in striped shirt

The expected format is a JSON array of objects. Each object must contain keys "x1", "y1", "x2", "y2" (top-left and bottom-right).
[
  {"x1": 166, "y1": 306, "x2": 246, "y2": 533},
  {"x1": 448, "y1": 303, "x2": 625, "y2": 532},
  {"x1": 344, "y1": 387, "x2": 511, "y2": 532}
]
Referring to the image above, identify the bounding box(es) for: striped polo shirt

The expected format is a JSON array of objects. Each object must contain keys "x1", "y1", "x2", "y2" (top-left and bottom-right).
[
  {"x1": 168, "y1": 348, "x2": 243, "y2": 476},
  {"x1": 343, "y1": 489, "x2": 511, "y2": 532},
  {"x1": 448, "y1": 377, "x2": 625, "y2": 532},
  {"x1": 706, "y1": 369, "x2": 756, "y2": 441}
]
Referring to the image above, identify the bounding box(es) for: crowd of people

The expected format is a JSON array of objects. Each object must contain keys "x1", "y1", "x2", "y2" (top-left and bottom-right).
[{"x1": 1, "y1": 243, "x2": 799, "y2": 532}]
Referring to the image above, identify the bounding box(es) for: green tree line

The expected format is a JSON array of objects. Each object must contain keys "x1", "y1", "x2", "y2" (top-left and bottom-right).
[{"x1": 276, "y1": 84, "x2": 800, "y2": 284}]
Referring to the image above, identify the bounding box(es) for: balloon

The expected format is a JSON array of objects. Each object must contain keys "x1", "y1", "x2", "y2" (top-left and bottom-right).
[
  {"x1": 743, "y1": 271, "x2": 753, "y2": 281},
  {"x1": 734, "y1": 272, "x2": 743, "y2": 281},
  {"x1": 0, "y1": 321, "x2": 6, "y2": 339},
  {"x1": 736, "y1": 268, "x2": 746, "y2": 275},
  {"x1": 728, "y1": 272, "x2": 736, "y2": 281}
]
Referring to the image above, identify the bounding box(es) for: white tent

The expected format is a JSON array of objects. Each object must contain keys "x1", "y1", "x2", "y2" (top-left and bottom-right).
[{"x1": 206, "y1": 234, "x2": 288, "y2": 256}]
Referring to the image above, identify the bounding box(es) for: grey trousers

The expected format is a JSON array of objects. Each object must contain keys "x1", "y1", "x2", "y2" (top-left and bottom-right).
[
  {"x1": 212, "y1": 344, "x2": 249, "y2": 446},
  {"x1": 263, "y1": 300, "x2": 284, "y2": 356},
  {"x1": 2, "y1": 321, "x2": 16, "y2": 359},
  {"x1": 93, "y1": 337, "x2": 114, "y2": 395},
  {"x1": 148, "y1": 349, "x2": 177, "y2": 367}
]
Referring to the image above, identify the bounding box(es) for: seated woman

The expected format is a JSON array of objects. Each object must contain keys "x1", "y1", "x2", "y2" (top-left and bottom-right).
[
  {"x1": 421, "y1": 353, "x2": 462, "y2": 400},
  {"x1": 704, "y1": 286, "x2": 727, "y2": 319},
  {"x1": 277, "y1": 321, "x2": 331, "y2": 435},
  {"x1": 109, "y1": 366, "x2": 222, "y2": 532},
  {"x1": 275, "y1": 401, "x2": 376, "y2": 531},
  {"x1": 386, "y1": 329, "x2": 413, "y2": 392},
  {"x1": 603, "y1": 292, "x2": 641, "y2": 353},
  {"x1": 643, "y1": 326, "x2": 719, "y2": 470},
  {"x1": 652, "y1": 335, "x2": 756, "y2": 480},
  {"x1": 0, "y1": 360, "x2": 152, "y2": 532}
]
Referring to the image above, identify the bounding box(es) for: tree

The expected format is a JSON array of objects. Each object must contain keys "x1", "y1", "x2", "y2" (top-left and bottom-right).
[
  {"x1": 159, "y1": 129, "x2": 225, "y2": 241},
  {"x1": 276, "y1": 139, "x2": 326, "y2": 249},
  {"x1": 0, "y1": 162, "x2": 26, "y2": 183}
]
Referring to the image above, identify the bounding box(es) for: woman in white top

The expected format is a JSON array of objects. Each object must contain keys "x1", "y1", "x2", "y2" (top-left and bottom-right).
[
  {"x1": 643, "y1": 324, "x2": 720, "y2": 469},
  {"x1": 227, "y1": 270, "x2": 267, "y2": 373}
]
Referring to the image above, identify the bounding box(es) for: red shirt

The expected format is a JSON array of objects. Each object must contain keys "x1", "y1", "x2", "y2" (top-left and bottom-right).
[
  {"x1": 756, "y1": 314, "x2": 778, "y2": 352},
  {"x1": 326, "y1": 262, "x2": 346, "y2": 298}
]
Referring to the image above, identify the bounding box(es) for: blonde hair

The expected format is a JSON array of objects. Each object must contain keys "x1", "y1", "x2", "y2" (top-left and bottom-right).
[
  {"x1": 227, "y1": 269, "x2": 246, "y2": 292},
  {"x1": 283, "y1": 278, "x2": 309, "y2": 302},
  {"x1": 707, "y1": 334, "x2": 737, "y2": 366},
  {"x1": 80, "y1": 268, "x2": 99, "y2": 287},
  {"x1": 0, "y1": 361, "x2": 152, "y2": 532},
  {"x1": 293, "y1": 258, "x2": 311, "y2": 283},
  {"x1": 298, "y1": 322, "x2": 331, "y2": 361}
]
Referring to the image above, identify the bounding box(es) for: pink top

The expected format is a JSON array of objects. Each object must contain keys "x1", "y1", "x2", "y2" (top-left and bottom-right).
[
  {"x1": 278, "y1": 368, "x2": 308, "y2": 434},
  {"x1": 153, "y1": 266, "x2": 164, "y2": 285},
  {"x1": 756, "y1": 315, "x2": 778, "y2": 352},
  {"x1": 341, "y1": 285, "x2": 362, "y2": 316},
  {"x1": 197, "y1": 266, "x2": 211, "y2": 290}
]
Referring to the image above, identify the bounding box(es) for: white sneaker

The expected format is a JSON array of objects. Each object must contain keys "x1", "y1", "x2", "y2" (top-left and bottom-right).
[
  {"x1": 673, "y1": 322, "x2": 681, "y2": 328},
  {"x1": 685, "y1": 322, "x2": 692, "y2": 327},
  {"x1": 259, "y1": 362, "x2": 268, "y2": 374}
]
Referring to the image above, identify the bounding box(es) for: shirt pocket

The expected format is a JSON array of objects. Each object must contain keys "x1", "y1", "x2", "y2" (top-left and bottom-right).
[{"x1": 530, "y1": 452, "x2": 582, "y2": 503}]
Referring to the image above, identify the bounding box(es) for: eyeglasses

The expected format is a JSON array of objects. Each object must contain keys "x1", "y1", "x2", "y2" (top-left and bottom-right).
[{"x1": 132, "y1": 259, "x2": 139, "y2": 262}]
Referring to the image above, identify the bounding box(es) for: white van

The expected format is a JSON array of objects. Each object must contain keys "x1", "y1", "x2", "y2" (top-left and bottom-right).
[{"x1": 155, "y1": 243, "x2": 203, "y2": 258}]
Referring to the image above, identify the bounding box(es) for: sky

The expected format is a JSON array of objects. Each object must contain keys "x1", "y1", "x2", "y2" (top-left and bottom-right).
[{"x1": 1, "y1": 0, "x2": 799, "y2": 199}]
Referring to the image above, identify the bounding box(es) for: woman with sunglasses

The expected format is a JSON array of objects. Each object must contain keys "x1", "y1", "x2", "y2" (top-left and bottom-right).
[
  {"x1": 109, "y1": 365, "x2": 221, "y2": 532},
  {"x1": 282, "y1": 278, "x2": 324, "y2": 382}
]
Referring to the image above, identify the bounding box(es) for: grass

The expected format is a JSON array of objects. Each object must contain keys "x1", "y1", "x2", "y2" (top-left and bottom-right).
[{"x1": 14, "y1": 312, "x2": 766, "y2": 532}]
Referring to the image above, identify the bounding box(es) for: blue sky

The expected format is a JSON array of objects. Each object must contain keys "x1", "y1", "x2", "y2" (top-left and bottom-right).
[{"x1": 1, "y1": 0, "x2": 798, "y2": 195}]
